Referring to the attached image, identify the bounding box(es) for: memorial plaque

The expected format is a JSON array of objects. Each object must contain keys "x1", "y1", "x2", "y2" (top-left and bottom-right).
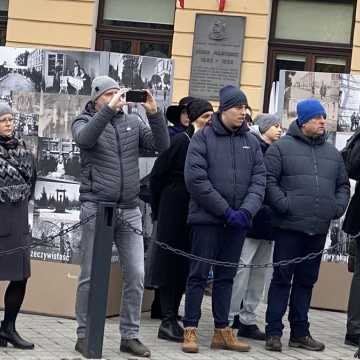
[{"x1": 189, "y1": 14, "x2": 246, "y2": 100}]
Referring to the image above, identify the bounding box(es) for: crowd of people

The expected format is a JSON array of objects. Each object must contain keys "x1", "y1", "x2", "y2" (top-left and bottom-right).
[{"x1": 0, "y1": 75, "x2": 359, "y2": 358}]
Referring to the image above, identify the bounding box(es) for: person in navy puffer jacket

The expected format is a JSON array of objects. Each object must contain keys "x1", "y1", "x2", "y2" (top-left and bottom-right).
[{"x1": 181, "y1": 85, "x2": 266, "y2": 354}]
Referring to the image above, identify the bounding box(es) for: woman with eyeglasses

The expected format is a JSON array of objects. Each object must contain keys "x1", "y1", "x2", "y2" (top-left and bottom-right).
[{"x1": 0, "y1": 102, "x2": 36, "y2": 350}]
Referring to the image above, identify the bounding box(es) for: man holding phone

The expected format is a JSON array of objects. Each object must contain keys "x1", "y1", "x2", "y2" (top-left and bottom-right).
[{"x1": 72, "y1": 76, "x2": 170, "y2": 357}]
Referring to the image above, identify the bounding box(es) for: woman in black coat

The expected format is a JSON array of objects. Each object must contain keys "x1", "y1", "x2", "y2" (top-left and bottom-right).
[
  {"x1": 0, "y1": 102, "x2": 36, "y2": 350},
  {"x1": 149, "y1": 99, "x2": 213, "y2": 342}
]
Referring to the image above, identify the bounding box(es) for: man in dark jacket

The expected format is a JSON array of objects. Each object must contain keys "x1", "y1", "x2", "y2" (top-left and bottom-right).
[
  {"x1": 229, "y1": 113, "x2": 282, "y2": 341},
  {"x1": 72, "y1": 76, "x2": 169, "y2": 358},
  {"x1": 264, "y1": 98, "x2": 350, "y2": 352},
  {"x1": 181, "y1": 85, "x2": 266, "y2": 354},
  {"x1": 342, "y1": 128, "x2": 360, "y2": 348}
]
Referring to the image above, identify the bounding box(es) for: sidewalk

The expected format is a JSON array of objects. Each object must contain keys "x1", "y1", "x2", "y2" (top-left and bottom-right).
[{"x1": 0, "y1": 298, "x2": 357, "y2": 360}]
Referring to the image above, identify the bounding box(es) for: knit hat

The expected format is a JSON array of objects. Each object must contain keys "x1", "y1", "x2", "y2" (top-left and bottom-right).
[
  {"x1": 254, "y1": 113, "x2": 280, "y2": 134},
  {"x1": 297, "y1": 99, "x2": 326, "y2": 126},
  {"x1": 187, "y1": 99, "x2": 214, "y2": 122},
  {"x1": 219, "y1": 85, "x2": 248, "y2": 112},
  {"x1": 0, "y1": 102, "x2": 12, "y2": 118},
  {"x1": 91, "y1": 76, "x2": 120, "y2": 102},
  {"x1": 166, "y1": 96, "x2": 195, "y2": 125}
]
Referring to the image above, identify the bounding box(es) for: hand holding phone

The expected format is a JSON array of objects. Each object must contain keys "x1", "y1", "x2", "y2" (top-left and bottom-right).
[
  {"x1": 140, "y1": 90, "x2": 158, "y2": 115},
  {"x1": 108, "y1": 89, "x2": 127, "y2": 112}
]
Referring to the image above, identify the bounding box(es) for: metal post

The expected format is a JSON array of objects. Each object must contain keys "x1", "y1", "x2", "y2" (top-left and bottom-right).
[{"x1": 83, "y1": 202, "x2": 116, "y2": 359}]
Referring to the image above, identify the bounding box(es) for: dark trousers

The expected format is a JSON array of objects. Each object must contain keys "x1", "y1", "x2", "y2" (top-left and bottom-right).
[
  {"x1": 160, "y1": 285, "x2": 184, "y2": 323},
  {"x1": 347, "y1": 239, "x2": 360, "y2": 336},
  {"x1": 265, "y1": 228, "x2": 326, "y2": 338},
  {"x1": 183, "y1": 225, "x2": 245, "y2": 329}
]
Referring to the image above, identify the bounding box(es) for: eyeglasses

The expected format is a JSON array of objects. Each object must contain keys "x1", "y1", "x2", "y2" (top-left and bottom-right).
[{"x1": 0, "y1": 117, "x2": 14, "y2": 124}]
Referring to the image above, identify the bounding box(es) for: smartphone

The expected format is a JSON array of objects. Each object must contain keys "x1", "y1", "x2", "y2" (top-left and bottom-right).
[{"x1": 126, "y1": 90, "x2": 147, "y2": 103}]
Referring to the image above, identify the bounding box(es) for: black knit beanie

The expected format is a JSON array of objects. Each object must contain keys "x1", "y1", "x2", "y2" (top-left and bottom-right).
[{"x1": 187, "y1": 99, "x2": 213, "y2": 122}]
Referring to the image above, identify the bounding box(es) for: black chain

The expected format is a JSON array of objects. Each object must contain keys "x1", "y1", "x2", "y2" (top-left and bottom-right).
[
  {"x1": 0, "y1": 214, "x2": 96, "y2": 257},
  {"x1": 120, "y1": 217, "x2": 354, "y2": 269}
]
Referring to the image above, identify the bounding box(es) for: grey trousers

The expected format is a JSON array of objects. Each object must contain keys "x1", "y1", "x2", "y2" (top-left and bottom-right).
[
  {"x1": 347, "y1": 239, "x2": 360, "y2": 336},
  {"x1": 75, "y1": 202, "x2": 144, "y2": 340},
  {"x1": 229, "y1": 238, "x2": 273, "y2": 325}
]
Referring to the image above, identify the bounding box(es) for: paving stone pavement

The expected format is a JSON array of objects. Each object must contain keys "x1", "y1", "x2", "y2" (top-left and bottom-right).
[{"x1": 0, "y1": 297, "x2": 357, "y2": 360}]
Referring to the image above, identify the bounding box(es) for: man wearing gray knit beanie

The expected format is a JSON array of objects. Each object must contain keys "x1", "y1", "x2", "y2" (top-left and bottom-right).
[{"x1": 72, "y1": 76, "x2": 170, "y2": 358}]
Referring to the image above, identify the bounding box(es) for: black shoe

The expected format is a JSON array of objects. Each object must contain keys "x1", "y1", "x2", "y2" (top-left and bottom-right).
[
  {"x1": 289, "y1": 335, "x2": 325, "y2": 351},
  {"x1": 231, "y1": 315, "x2": 240, "y2": 329},
  {"x1": 237, "y1": 323, "x2": 266, "y2": 341},
  {"x1": 265, "y1": 336, "x2": 282, "y2": 352},
  {"x1": 345, "y1": 333, "x2": 360, "y2": 347},
  {"x1": 158, "y1": 319, "x2": 184, "y2": 342},
  {"x1": 120, "y1": 338, "x2": 151, "y2": 357},
  {"x1": 75, "y1": 338, "x2": 85, "y2": 355},
  {"x1": 0, "y1": 321, "x2": 34, "y2": 350}
]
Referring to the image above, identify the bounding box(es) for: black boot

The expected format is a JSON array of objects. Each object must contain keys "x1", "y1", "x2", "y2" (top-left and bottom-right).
[
  {"x1": 0, "y1": 321, "x2": 34, "y2": 349},
  {"x1": 158, "y1": 319, "x2": 184, "y2": 342}
]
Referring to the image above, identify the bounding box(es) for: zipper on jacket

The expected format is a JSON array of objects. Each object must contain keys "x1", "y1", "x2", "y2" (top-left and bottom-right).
[
  {"x1": 311, "y1": 146, "x2": 320, "y2": 228},
  {"x1": 230, "y1": 134, "x2": 236, "y2": 207},
  {"x1": 112, "y1": 123, "x2": 124, "y2": 203}
]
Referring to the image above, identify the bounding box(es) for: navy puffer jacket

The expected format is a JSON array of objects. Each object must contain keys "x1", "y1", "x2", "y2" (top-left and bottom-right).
[
  {"x1": 184, "y1": 112, "x2": 266, "y2": 225},
  {"x1": 265, "y1": 120, "x2": 350, "y2": 235}
]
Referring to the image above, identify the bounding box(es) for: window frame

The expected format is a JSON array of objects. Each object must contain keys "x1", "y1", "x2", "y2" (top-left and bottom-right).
[
  {"x1": 263, "y1": 0, "x2": 356, "y2": 111},
  {"x1": 0, "y1": 8, "x2": 7, "y2": 46},
  {"x1": 95, "y1": 0, "x2": 174, "y2": 57}
]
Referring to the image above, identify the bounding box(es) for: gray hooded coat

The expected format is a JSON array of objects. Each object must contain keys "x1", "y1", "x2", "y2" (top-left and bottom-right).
[
  {"x1": 72, "y1": 101, "x2": 170, "y2": 207},
  {"x1": 265, "y1": 120, "x2": 350, "y2": 235}
]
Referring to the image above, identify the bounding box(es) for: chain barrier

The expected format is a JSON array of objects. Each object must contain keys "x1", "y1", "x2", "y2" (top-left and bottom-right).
[
  {"x1": 119, "y1": 217, "x2": 357, "y2": 269},
  {"x1": 1, "y1": 209, "x2": 357, "y2": 270},
  {"x1": 0, "y1": 214, "x2": 96, "y2": 257}
]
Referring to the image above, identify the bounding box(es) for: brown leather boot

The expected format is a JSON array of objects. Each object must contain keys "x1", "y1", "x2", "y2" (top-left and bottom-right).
[
  {"x1": 211, "y1": 327, "x2": 251, "y2": 352},
  {"x1": 182, "y1": 327, "x2": 199, "y2": 353}
]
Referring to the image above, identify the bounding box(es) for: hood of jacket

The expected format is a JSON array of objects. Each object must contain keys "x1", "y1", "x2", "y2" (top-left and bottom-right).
[
  {"x1": 287, "y1": 120, "x2": 326, "y2": 146},
  {"x1": 211, "y1": 111, "x2": 249, "y2": 136},
  {"x1": 249, "y1": 125, "x2": 269, "y2": 153}
]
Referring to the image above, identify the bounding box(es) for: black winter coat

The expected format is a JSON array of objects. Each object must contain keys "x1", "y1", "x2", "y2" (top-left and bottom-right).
[
  {"x1": 148, "y1": 131, "x2": 192, "y2": 288},
  {"x1": 265, "y1": 120, "x2": 350, "y2": 235},
  {"x1": 185, "y1": 112, "x2": 266, "y2": 225}
]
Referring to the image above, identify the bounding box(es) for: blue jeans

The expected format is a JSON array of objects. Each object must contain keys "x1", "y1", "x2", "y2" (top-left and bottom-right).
[
  {"x1": 265, "y1": 228, "x2": 326, "y2": 338},
  {"x1": 75, "y1": 202, "x2": 144, "y2": 340},
  {"x1": 183, "y1": 225, "x2": 245, "y2": 329}
]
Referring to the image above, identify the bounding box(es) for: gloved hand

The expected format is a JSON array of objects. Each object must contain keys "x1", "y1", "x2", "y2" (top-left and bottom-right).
[{"x1": 225, "y1": 208, "x2": 252, "y2": 229}]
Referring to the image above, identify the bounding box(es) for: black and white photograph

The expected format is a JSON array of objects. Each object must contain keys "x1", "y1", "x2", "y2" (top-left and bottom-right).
[
  {"x1": 23, "y1": 135, "x2": 39, "y2": 160},
  {"x1": 11, "y1": 91, "x2": 41, "y2": 137},
  {"x1": 338, "y1": 74, "x2": 360, "y2": 133},
  {"x1": 109, "y1": 53, "x2": 174, "y2": 118},
  {"x1": 322, "y1": 133, "x2": 356, "y2": 263},
  {"x1": 38, "y1": 93, "x2": 88, "y2": 139},
  {"x1": 37, "y1": 137, "x2": 81, "y2": 183},
  {"x1": 0, "y1": 47, "x2": 44, "y2": 97},
  {"x1": 281, "y1": 70, "x2": 340, "y2": 132},
  {"x1": 31, "y1": 179, "x2": 81, "y2": 264},
  {"x1": 42, "y1": 49, "x2": 105, "y2": 95}
]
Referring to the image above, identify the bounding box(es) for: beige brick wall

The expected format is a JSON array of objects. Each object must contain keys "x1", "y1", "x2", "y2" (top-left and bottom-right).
[
  {"x1": 6, "y1": 0, "x2": 98, "y2": 50},
  {"x1": 171, "y1": 0, "x2": 271, "y2": 112}
]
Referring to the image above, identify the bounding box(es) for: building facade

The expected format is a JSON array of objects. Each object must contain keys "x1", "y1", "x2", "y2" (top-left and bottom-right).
[{"x1": 1, "y1": 0, "x2": 360, "y2": 113}]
